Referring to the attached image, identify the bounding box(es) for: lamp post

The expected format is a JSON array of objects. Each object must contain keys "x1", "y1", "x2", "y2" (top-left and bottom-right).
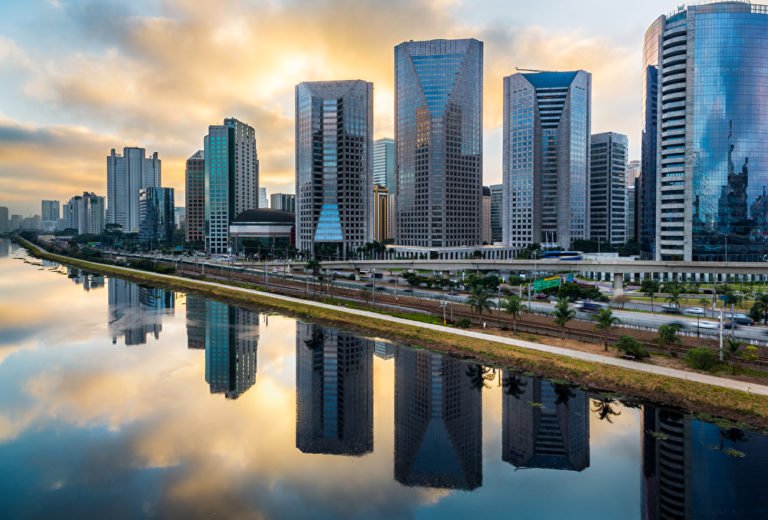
[
  {"x1": 497, "y1": 285, "x2": 502, "y2": 328},
  {"x1": 372, "y1": 268, "x2": 376, "y2": 307}
]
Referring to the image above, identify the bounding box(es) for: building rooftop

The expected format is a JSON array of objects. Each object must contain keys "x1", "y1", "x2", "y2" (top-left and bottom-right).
[{"x1": 232, "y1": 208, "x2": 295, "y2": 224}]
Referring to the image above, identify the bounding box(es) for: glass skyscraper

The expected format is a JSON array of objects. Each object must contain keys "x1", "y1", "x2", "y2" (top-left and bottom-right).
[
  {"x1": 205, "y1": 301, "x2": 259, "y2": 400},
  {"x1": 503, "y1": 71, "x2": 591, "y2": 249},
  {"x1": 204, "y1": 118, "x2": 258, "y2": 254},
  {"x1": 185, "y1": 150, "x2": 205, "y2": 244},
  {"x1": 295, "y1": 80, "x2": 373, "y2": 257},
  {"x1": 395, "y1": 39, "x2": 483, "y2": 247},
  {"x1": 373, "y1": 137, "x2": 395, "y2": 192},
  {"x1": 590, "y1": 132, "x2": 627, "y2": 246},
  {"x1": 644, "y1": 2, "x2": 768, "y2": 261},
  {"x1": 138, "y1": 186, "x2": 175, "y2": 243},
  {"x1": 490, "y1": 184, "x2": 503, "y2": 244}
]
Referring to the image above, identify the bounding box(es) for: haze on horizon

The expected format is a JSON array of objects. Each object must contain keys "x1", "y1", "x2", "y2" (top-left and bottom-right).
[{"x1": 0, "y1": 0, "x2": 679, "y2": 216}]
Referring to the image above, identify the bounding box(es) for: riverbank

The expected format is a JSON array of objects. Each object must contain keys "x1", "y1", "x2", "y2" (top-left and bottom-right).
[{"x1": 15, "y1": 236, "x2": 768, "y2": 428}]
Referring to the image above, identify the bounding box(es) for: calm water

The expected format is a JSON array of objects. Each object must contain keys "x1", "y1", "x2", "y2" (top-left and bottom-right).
[{"x1": 0, "y1": 238, "x2": 767, "y2": 519}]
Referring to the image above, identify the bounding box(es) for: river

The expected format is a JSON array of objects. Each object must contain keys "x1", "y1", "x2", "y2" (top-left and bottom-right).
[{"x1": 0, "y1": 238, "x2": 766, "y2": 519}]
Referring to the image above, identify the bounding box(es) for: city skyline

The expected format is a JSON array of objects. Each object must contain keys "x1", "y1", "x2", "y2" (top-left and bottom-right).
[{"x1": 0, "y1": 0, "x2": 678, "y2": 216}]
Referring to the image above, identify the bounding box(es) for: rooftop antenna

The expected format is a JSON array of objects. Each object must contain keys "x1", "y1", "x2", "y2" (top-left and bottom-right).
[{"x1": 515, "y1": 67, "x2": 549, "y2": 73}]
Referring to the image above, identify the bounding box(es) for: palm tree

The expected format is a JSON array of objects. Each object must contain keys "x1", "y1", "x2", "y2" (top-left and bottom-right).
[
  {"x1": 725, "y1": 338, "x2": 744, "y2": 374},
  {"x1": 554, "y1": 384, "x2": 576, "y2": 407},
  {"x1": 553, "y1": 298, "x2": 575, "y2": 338},
  {"x1": 594, "y1": 307, "x2": 621, "y2": 351},
  {"x1": 504, "y1": 295, "x2": 524, "y2": 332},
  {"x1": 305, "y1": 258, "x2": 321, "y2": 296},
  {"x1": 656, "y1": 323, "x2": 681, "y2": 354},
  {"x1": 663, "y1": 281, "x2": 682, "y2": 311},
  {"x1": 641, "y1": 279, "x2": 660, "y2": 312},
  {"x1": 304, "y1": 328, "x2": 325, "y2": 350},
  {"x1": 592, "y1": 397, "x2": 622, "y2": 423},
  {"x1": 465, "y1": 364, "x2": 493, "y2": 391},
  {"x1": 466, "y1": 286, "x2": 492, "y2": 316},
  {"x1": 756, "y1": 293, "x2": 768, "y2": 324},
  {"x1": 502, "y1": 371, "x2": 528, "y2": 399}
]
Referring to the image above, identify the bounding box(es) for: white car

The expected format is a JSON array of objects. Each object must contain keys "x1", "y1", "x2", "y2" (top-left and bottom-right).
[
  {"x1": 697, "y1": 320, "x2": 719, "y2": 330},
  {"x1": 686, "y1": 307, "x2": 706, "y2": 316}
]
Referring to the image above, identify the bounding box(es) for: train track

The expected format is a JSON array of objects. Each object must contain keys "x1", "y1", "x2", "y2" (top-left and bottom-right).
[{"x1": 105, "y1": 254, "x2": 768, "y2": 369}]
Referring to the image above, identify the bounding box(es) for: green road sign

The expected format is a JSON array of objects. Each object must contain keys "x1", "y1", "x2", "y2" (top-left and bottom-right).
[{"x1": 533, "y1": 276, "x2": 561, "y2": 291}]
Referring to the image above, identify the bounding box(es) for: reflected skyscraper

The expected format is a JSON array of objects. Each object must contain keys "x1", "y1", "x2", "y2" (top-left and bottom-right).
[
  {"x1": 643, "y1": 2, "x2": 768, "y2": 261},
  {"x1": 295, "y1": 322, "x2": 373, "y2": 455},
  {"x1": 642, "y1": 406, "x2": 768, "y2": 519},
  {"x1": 373, "y1": 340, "x2": 394, "y2": 360},
  {"x1": 0, "y1": 240, "x2": 10, "y2": 258},
  {"x1": 205, "y1": 301, "x2": 259, "y2": 399},
  {"x1": 108, "y1": 278, "x2": 174, "y2": 346},
  {"x1": 186, "y1": 295, "x2": 207, "y2": 349},
  {"x1": 501, "y1": 373, "x2": 589, "y2": 471},
  {"x1": 394, "y1": 347, "x2": 482, "y2": 489}
]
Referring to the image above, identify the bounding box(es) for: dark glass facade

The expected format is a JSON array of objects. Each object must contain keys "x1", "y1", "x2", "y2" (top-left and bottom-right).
[
  {"x1": 138, "y1": 186, "x2": 175, "y2": 243},
  {"x1": 395, "y1": 39, "x2": 483, "y2": 247},
  {"x1": 646, "y1": 3, "x2": 768, "y2": 261}
]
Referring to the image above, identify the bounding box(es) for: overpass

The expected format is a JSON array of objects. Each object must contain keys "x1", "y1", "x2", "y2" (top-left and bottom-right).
[{"x1": 294, "y1": 259, "x2": 768, "y2": 295}]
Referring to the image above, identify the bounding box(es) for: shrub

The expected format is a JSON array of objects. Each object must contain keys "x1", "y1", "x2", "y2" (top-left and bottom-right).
[
  {"x1": 615, "y1": 335, "x2": 650, "y2": 360},
  {"x1": 456, "y1": 318, "x2": 472, "y2": 328},
  {"x1": 685, "y1": 347, "x2": 719, "y2": 371}
]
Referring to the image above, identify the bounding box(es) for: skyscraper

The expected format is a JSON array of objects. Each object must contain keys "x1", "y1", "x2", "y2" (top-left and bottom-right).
[
  {"x1": 373, "y1": 185, "x2": 391, "y2": 242},
  {"x1": 107, "y1": 147, "x2": 161, "y2": 232},
  {"x1": 395, "y1": 39, "x2": 483, "y2": 247},
  {"x1": 490, "y1": 184, "x2": 503, "y2": 244},
  {"x1": 41, "y1": 200, "x2": 59, "y2": 221},
  {"x1": 270, "y1": 193, "x2": 296, "y2": 213},
  {"x1": 627, "y1": 183, "x2": 636, "y2": 242},
  {"x1": 259, "y1": 187, "x2": 268, "y2": 209},
  {"x1": 590, "y1": 132, "x2": 627, "y2": 246},
  {"x1": 394, "y1": 347, "x2": 482, "y2": 489},
  {"x1": 295, "y1": 80, "x2": 374, "y2": 257},
  {"x1": 185, "y1": 150, "x2": 205, "y2": 244},
  {"x1": 502, "y1": 373, "x2": 589, "y2": 472},
  {"x1": 205, "y1": 301, "x2": 259, "y2": 399},
  {"x1": 373, "y1": 137, "x2": 395, "y2": 192},
  {"x1": 204, "y1": 118, "x2": 259, "y2": 254},
  {"x1": 139, "y1": 187, "x2": 175, "y2": 243},
  {"x1": 63, "y1": 192, "x2": 105, "y2": 234},
  {"x1": 627, "y1": 159, "x2": 640, "y2": 189},
  {"x1": 644, "y1": 2, "x2": 768, "y2": 261},
  {"x1": 0, "y1": 207, "x2": 8, "y2": 232},
  {"x1": 482, "y1": 186, "x2": 491, "y2": 244},
  {"x1": 295, "y1": 322, "x2": 373, "y2": 455},
  {"x1": 503, "y1": 70, "x2": 591, "y2": 249}
]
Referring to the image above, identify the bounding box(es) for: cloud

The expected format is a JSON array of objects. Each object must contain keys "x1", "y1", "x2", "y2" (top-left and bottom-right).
[{"x1": 0, "y1": 0, "x2": 639, "y2": 214}]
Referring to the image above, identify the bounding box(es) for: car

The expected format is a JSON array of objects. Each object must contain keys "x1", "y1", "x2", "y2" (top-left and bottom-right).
[
  {"x1": 731, "y1": 314, "x2": 754, "y2": 326},
  {"x1": 535, "y1": 293, "x2": 549, "y2": 300},
  {"x1": 402, "y1": 288, "x2": 413, "y2": 294},
  {"x1": 698, "y1": 320, "x2": 719, "y2": 330},
  {"x1": 662, "y1": 304, "x2": 680, "y2": 314},
  {"x1": 686, "y1": 307, "x2": 706, "y2": 317}
]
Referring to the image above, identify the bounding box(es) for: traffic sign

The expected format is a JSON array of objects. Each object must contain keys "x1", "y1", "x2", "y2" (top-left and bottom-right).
[{"x1": 533, "y1": 276, "x2": 561, "y2": 291}]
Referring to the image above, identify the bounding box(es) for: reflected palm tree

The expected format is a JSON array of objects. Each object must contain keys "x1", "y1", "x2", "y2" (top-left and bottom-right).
[
  {"x1": 304, "y1": 328, "x2": 325, "y2": 350},
  {"x1": 591, "y1": 397, "x2": 622, "y2": 423},
  {"x1": 465, "y1": 364, "x2": 493, "y2": 391},
  {"x1": 720, "y1": 427, "x2": 747, "y2": 450},
  {"x1": 503, "y1": 372, "x2": 528, "y2": 399},
  {"x1": 554, "y1": 384, "x2": 577, "y2": 407}
]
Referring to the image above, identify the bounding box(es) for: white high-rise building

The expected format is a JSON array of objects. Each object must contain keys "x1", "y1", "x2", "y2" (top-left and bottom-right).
[
  {"x1": 107, "y1": 147, "x2": 161, "y2": 232},
  {"x1": 373, "y1": 138, "x2": 395, "y2": 192},
  {"x1": 259, "y1": 187, "x2": 268, "y2": 208},
  {"x1": 503, "y1": 70, "x2": 591, "y2": 249}
]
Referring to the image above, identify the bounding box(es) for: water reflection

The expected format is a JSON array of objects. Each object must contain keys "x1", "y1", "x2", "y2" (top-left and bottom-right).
[
  {"x1": 642, "y1": 407, "x2": 768, "y2": 519},
  {"x1": 502, "y1": 373, "x2": 590, "y2": 472},
  {"x1": 108, "y1": 278, "x2": 173, "y2": 345},
  {"x1": 67, "y1": 267, "x2": 105, "y2": 291},
  {"x1": 394, "y1": 347, "x2": 482, "y2": 490},
  {"x1": 2, "y1": 244, "x2": 768, "y2": 519},
  {"x1": 296, "y1": 323, "x2": 373, "y2": 455}
]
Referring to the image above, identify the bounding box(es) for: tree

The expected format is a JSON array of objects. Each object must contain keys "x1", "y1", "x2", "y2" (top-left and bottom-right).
[
  {"x1": 615, "y1": 335, "x2": 651, "y2": 360},
  {"x1": 503, "y1": 295, "x2": 524, "y2": 332},
  {"x1": 305, "y1": 258, "x2": 321, "y2": 296},
  {"x1": 465, "y1": 364, "x2": 494, "y2": 391},
  {"x1": 613, "y1": 294, "x2": 630, "y2": 309},
  {"x1": 641, "y1": 279, "x2": 660, "y2": 312},
  {"x1": 749, "y1": 301, "x2": 766, "y2": 325},
  {"x1": 553, "y1": 384, "x2": 576, "y2": 407},
  {"x1": 553, "y1": 298, "x2": 575, "y2": 338},
  {"x1": 662, "y1": 281, "x2": 683, "y2": 310},
  {"x1": 592, "y1": 397, "x2": 622, "y2": 423},
  {"x1": 503, "y1": 371, "x2": 528, "y2": 399},
  {"x1": 594, "y1": 307, "x2": 621, "y2": 351},
  {"x1": 466, "y1": 286, "x2": 492, "y2": 316},
  {"x1": 725, "y1": 339, "x2": 744, "y2": 374},
  {"x1": 756, "y1": 293, "x2": 768, "y2": 324},
  {"x1": 656, "y1": 323, "x2": 681, "y2": 354},
  {"x1": 724, "y1": 290, "x2": 742, "y2": 309}
]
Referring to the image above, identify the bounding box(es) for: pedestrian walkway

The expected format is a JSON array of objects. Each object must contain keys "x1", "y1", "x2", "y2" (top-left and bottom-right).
[{"x1": 27, "y1": 240, "x2": 768, "y2": 397}]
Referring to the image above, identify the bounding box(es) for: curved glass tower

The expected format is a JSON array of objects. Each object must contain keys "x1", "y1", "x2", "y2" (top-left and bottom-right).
[{"x1": 644, "y1": 2, "x2": 768, "y2": 261}]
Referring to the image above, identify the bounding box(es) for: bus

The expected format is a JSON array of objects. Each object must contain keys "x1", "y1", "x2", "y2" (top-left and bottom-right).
[{"x1": 538, "y1": 251, "x2": 583, "y2": 261}]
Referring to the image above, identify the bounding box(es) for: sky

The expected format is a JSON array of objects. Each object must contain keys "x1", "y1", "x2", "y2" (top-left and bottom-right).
[{"x1": 0, "y1": 0, "x2": 681, "y2": 216}]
